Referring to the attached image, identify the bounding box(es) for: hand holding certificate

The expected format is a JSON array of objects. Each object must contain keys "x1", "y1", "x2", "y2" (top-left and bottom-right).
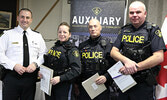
[
  {"x1": 107, "y1": 61, "x2": 137, "y2": 93},
  {"x1": 82, "y1": 73, "x2": 107, "y2": 99},
  {"x1": 40, "y1": 65, "x2": 53, "y2": 96}
]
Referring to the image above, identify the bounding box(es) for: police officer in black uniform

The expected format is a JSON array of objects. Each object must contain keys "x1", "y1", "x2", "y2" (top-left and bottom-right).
[
  {"x1": 76, "y1": 19, "x2": 116, "y2": 100},
  {"x1": 42, "y1": 22, "x2": 81, "y2": 100},
  {"x1": 110, "y1": 1, "x2": 166, "y2": 100}
]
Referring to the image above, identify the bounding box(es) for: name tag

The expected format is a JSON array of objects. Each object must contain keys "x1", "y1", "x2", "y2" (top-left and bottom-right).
[{"x1": 12, "y1": 42, "x2": 19, "y2": 44}]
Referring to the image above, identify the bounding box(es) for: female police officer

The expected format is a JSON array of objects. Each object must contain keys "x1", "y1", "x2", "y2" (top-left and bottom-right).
[{"x1": 41, "y1": 22, "x2": 81, "y2": 100}]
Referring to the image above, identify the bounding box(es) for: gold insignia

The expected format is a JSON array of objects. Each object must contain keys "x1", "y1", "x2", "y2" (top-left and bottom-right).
[
  {"x1": 12, "y1": 42, "x2": 19, "y2": 44},
  {"x1": 152, "y1": 24, "x2": 157, "y2": 27},
  {"x1": 123, "y1": 30, "x2": 131, "y2": 33},
  {"x1": 72, "y1": 50, "x2": 79, "y2": 57},
  {"x1": 92, "y1": 7, "x2": 102, "y2": 15},
  {"x1": 155, "y1": 29, "x2": 162, "y2": 37}
]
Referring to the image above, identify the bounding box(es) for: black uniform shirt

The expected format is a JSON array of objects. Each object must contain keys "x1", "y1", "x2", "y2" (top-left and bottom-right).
[
  {"x1": 44, "y1": 40, "x2": 81, "y2": 82},
  {"x1": 114, "y1": 21, "x2": 166, "y2": 53},
  {"x1": 79, "y1": 36, "x2": 115, "y2": 84}
]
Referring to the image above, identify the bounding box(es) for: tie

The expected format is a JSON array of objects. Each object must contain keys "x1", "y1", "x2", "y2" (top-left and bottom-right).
[{"x1": 23, "y1": 31, "x2": 29, "y2": 67}]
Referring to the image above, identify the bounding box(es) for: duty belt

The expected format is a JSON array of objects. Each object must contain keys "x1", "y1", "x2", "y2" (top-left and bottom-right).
[{"x1": 132, "y1": 70, "x2": 149, "y2": 83}]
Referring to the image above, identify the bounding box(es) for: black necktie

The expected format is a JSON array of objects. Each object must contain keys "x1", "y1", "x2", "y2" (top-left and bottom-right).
[{"x1": 23, "y1": 31, "x2": 29, "y2": 67}]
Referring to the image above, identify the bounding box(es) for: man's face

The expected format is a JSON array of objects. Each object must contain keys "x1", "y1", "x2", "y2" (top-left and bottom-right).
[
  {"x1": 17, "y1": 10, "x2": 32, "y2": 30},
  {"x1": 88, "y1": 19, "x2": 102, "y2": 39},
  {"x1": 129, "y1": 3, "x2": 146, "y2": 28}
]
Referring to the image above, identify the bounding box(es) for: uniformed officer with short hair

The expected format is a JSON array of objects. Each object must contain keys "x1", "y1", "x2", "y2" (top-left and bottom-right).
[
  {"x1": 0, "y1": 8, "x2": 47, "y2": 100},
  {"x1": 76, "y1": 19, "x2": 116, "y2": 100},
  {"x1": 110, "y1": 1, "x2": 166, "y2": 100}
]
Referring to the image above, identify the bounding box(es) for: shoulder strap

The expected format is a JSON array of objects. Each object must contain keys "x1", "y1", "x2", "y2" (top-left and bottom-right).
[
  {"x1": 146, "y1": 22, "x2": 152, "y2": 33},
  {"x1": 146, "y1": 22, "x2": 153, "y2": 42}
]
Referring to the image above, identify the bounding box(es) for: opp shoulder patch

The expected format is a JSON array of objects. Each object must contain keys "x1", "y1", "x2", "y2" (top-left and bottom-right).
[
  {"x1": 72, "y1": 50, "x2": 79, "y2": 57},
  {"x1": 155, "y1": 29, "x2": 162, "y2": 37}
]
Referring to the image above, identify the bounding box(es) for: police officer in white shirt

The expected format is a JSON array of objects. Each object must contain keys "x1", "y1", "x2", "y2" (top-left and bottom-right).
[{"x1": 0, "y1": 8, "x2": 47, "y2": 100}]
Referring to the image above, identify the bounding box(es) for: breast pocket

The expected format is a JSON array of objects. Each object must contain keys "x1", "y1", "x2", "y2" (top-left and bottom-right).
[
  {"x1": 29, "y1": 41, "x2": 40, "y2": 53},
  {"x1": 10, "y1": 42, "x2": 21, "y2": 52}
]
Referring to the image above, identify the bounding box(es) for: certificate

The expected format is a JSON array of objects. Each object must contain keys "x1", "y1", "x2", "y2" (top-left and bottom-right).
[
  {"x1": 40, "y1": 65, "x2": 53, "y2": 96},
  {"x1": 107, "y1": 61, "x2": 137, "y2": 93},
  {"x1": 82, "y1": 73, "x2": 107, "y2": 99}
]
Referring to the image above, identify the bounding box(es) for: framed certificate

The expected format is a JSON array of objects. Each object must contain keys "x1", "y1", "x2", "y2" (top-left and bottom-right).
[
  {"x1": 40, "y1": 65, "x2": 53, "y2": 96},
  {"x1": 0, "y1": 11, "x2": 12, "y2": 29}
]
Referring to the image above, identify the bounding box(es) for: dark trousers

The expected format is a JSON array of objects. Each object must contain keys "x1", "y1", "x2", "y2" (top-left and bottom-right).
[
  {"x1": 45, "y1": 82, "x2": 74, "y2": 100},
  {"x1": 118, "y1": 82, "x2": 156, "y2": 100},
  {"x1": 2, "y1": 73, "x2": 36, "y2": 100},
  {"x1": 77, "y1": 84, "x2": 110, "y2": 100}
]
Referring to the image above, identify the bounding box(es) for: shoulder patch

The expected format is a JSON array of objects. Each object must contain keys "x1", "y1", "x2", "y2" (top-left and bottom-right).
[
  {"x1": 155, "y1": 29, "x2": 162, "y2": 37},
  {"x1": 72, "y1": 50, "x2": 79, "y2": 58}
]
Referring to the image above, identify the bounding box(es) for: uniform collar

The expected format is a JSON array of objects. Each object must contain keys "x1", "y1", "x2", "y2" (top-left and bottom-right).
[
  {"x1": 89, "y1": 35, "x2": 101, "y2": 42},
  {"x1": 88, "y1": 35, "x2": 101, "y2": 45},
  {"x1": 55, "y1": 40, "x2": 71, "y2": 45},
  {"x1": 55, "y1": 40, "x2": 72, "y2": 49},
  {"x1": 131, "y1": 21, "x2": 147, "y2": 31},
  {"x1": 16, "y1": 25, "x2": 32, "y2": 35}
]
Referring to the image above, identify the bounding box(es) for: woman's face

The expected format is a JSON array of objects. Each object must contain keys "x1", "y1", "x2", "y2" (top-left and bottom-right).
[{"x1": 57, "y1": 25, "x2": 71, "y2": 42}]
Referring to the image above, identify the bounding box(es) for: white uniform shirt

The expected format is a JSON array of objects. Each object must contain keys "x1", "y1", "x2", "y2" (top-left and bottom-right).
[{"x1": 0, "y1": 25, "x2": 47, "y2": 70}]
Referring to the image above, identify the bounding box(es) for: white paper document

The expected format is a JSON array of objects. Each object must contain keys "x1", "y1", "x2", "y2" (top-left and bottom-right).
[
  {"x1": 40, "y1": 65, "x2": 53, "y2": 96},
  {"x1": 82, "y1": 73, "x2": 107, "y2": 99},
  {"x1": 107, "y1": 61, "x2": 137, "y2": 93}
]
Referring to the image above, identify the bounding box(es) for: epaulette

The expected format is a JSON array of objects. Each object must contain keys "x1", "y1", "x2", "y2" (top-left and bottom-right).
[
  {"x1": 152, "y1": 23, "x2": 157, "y2": 27},
  {"x1": 147, "y1": 22, "x2": 158, "y2": 28},
  {"x1": 32, "y1": 30, "x2": 40, "y2": 33}
]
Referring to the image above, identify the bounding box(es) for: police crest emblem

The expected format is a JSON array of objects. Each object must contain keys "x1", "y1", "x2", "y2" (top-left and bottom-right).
[
  {"x1": 72, "y1": 50, "x2": 79, "y2": 57},
  {"x1": 155, "y1": 29, "x2": 162, "y2": 37}
]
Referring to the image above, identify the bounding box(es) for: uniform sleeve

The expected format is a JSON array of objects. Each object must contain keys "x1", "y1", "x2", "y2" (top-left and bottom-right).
[
  {"x1": 150, "y1": 26, "x2": 166, "y2": 52},
  {"x1": 60, "y1": 48, "x2": 81, "y2": 82},
  {"x1": 0, "y1": 32, "x2": 16, "y2": 70},
  {"x1": 104, "y1": 41, "x2": 116, "y2": 82},
  {"x1": 113, "y1": 31, "x2": 123, "y2": 49}
]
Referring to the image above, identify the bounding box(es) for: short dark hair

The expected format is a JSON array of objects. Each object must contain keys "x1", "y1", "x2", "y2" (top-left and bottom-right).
[
  {"x1": 18, "y1": 8, "x2": 33, "y2": 17},
  {"x1": 58, "y1": 22, "x2": 71, "y2": 32}
]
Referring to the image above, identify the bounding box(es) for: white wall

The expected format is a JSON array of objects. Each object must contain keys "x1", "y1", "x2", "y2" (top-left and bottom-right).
[
  {"x1": 19, "y1": 0, "x2": 71, "y2": 49},
  {"x1": 126, "y1": 0, "x2": 167, "y2": 28},
  {"x1": 18, "y1": 0, "x2": 167, "y2": 48}
]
